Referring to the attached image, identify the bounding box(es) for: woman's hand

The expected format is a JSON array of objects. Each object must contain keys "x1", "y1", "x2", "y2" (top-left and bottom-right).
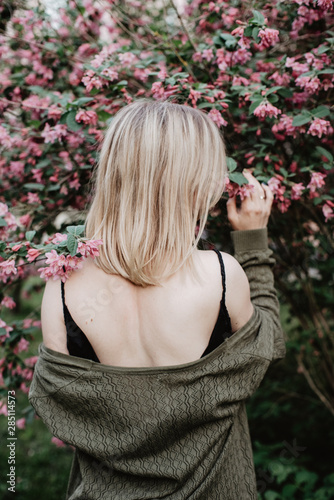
[{"x1": 226, "y1": 171, "x2": 274, "y2": 231}]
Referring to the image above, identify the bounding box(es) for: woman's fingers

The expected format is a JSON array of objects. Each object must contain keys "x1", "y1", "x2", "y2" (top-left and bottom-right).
[
  {"x1": 226, "y1": 170, "x2": 274, "y2": 231},
  {"x1": 226, "y1": 194, "x2": 239, "y2": 227}
]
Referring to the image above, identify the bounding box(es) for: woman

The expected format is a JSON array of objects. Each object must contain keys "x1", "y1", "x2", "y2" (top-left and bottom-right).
[{"x1": 28, "y1": 99, "x2": 286, "y2": 499}]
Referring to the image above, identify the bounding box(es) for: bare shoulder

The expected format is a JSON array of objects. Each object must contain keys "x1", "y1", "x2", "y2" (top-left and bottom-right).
[
  {"x1": 41, "y1": 277, "x2": 68, "y2": 353},
  {"x1": 40, "y1": 257, "x2": 98, "y2": 354},
  {"x1": 219, "y1": 251, "x2": 254, "y2": 332},
  {"x1": 198, "y1": 249, "x2": 253, "y2": 333}
]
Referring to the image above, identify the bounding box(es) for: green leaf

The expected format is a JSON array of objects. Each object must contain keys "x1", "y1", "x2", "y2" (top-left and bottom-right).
[
  {"x1": 0, "y1": 218, "x2": 8, "y2": 227},
  {"x1": 220, "y1": 33, "x2": 237, "y2": 48},
  {"x1": 66, "y1": 225, "x2": 85, "y2": 236},
  {"x1": 36, "y1": 159, "x2": 51, "y2": 168},
  {"x1": 312, "y1": 105, "x2": 330, "y2": 118},
  {"x1": 243, "y1": 26, "x2": 253, "y2": 37},
  {"x1": 59, "y1": 111, "x2": 70, "y2": 125},
  {"x1": 25, "y1": 231, "x2": 36, "y2": 241},
  {"x1": 23, "y1": 183, "x2": 45, "y2": 191},
  {"x1": 317, "y1": 45, "x2": 329, "y2": 54},
  {"x1": 66, "y1": 110, "x2": 83, "y2": 132},
  {"x1": 226, "y1": 157, "x2": 237, "y2": 172},
  {"x1": 277, "y1": 87, "x2": 293, "y2": 98},
  {"x1": 66, "y1": 233, "x2": 78, "y2": 256},
  {"x1": 265, "y1": 86, "x2": 283, "y2": 96},
  {"x1": 251, "y1": 10, "x2": 265, "y2": 26},
  {"x1": 249, "y1": 99, "x2": 263, "y2": 114},
  {"x1": 229, "y1": 172, "x2": 247, "y2": 185},
  {"x1": 267, "y1": 94, "x2": 279, "y2": 103},
  {"x1": 316, "y1": 146, "x2": 333, "y2": 163},
  {"x1": 71, "y1": 97, "x2": 94, "y2": 106},
  {"x1": 97, "y1": 110, "x2": 111, "y2": 122},
  {"x1": 318, "y1": 68, "x2": 334, "y2": 74},
  {"x1": 292, "y1": 114, "x2": 312, "y2": 127},
  {"x1": 264, "y1": 491, "x2": 280, "y2": 500},
  {"x1": 252, "y1": 27, "x2": 260, "y2": 42}
]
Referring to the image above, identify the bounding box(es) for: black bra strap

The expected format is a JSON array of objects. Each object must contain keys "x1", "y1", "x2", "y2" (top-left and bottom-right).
[
  {"x1": 212, "y1": 248, "x2": 232, "y2": 335},
  {"x1": 212, "y1": 248, "x2": 227, "y2": 305}
]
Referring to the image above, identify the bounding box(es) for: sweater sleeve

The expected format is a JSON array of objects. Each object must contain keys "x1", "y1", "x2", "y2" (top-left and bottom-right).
[{"x1": 230, "y1": 228, "x2": 286, "y2": 362}]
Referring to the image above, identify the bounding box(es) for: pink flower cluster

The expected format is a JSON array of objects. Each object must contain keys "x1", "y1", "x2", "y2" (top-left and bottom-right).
[
  {"x1": 295, "y1": 75, "x2": 321, "y2": 93},
  {"x1": 75, "y1": 110, "x2": 98, "y2": 125},
  {"x1": 317, "y1": 0, "x2": 333, "y2": 10},
  {"x1": 208, "y1": 108, "x2": 227, "y2": 127},
  {"x1": 272, "y1": 114, "x2": 299, "y2": 139},
  {"x1": 253, "y1": 102, "x2": 281, "y2": 119},
  {"x1": 268, "y1": 177, "x2": 291, "y2": 213},
  {"x1": 322, "y1": 201, "x2": 334, "y2": 222},
  {"x1": 307, "y1": 172, "x2": 326, "y2": 197},
  {"x1": 82, "y1": 69, "x2": 105, "y2": 92},
  {"x1": 258, "y1": 28, "x2": 280, "y2": 49},
  {"x1": 0, "y1": 203, "x2": 17, "y2": 241},
  {"x1": 37, "y1": 238, "x2": 103, "y2": 281},
  {"x1": 307, "y1": 118, "x2": 333, "y2": 138},
  {"x1": 41, "y1": 123, "x2": 67, "y2": 144}
]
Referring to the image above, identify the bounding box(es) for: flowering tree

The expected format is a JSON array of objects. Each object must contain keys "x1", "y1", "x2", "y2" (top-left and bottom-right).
[{"x1": 0, "y1": 0, "x2": 334, "y2": 432}]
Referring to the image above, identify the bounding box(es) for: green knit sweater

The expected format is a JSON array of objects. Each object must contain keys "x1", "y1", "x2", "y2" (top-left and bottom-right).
[{"x1": 28, "y1": 228, "x2": 286, "y2": 500}]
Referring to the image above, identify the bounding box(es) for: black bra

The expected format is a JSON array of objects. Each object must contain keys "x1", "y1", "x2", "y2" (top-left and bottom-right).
[{"x1": 61, "y1": 249, "x2": 232, "y2": 363}]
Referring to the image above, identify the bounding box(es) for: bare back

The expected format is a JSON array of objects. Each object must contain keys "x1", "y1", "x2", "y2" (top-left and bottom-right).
[{"x1": 41, "y1": 249, "x2": 253, "y2": 368}]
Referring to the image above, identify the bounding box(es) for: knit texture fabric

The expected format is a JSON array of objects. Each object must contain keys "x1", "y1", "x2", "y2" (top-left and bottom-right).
[{"x1": 28, "y1": 228, "x2": 286, "y2": 500}]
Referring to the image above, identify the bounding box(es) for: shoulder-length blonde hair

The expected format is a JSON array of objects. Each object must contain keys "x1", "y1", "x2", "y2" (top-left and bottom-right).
[{"x1": 85, "y1": 98, "x2": 227, "y2": 287}]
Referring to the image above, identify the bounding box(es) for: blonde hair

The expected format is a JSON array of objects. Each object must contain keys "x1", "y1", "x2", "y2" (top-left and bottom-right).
[{"x1": 85, "y1": 98, "x2": 227, "y2": 287}]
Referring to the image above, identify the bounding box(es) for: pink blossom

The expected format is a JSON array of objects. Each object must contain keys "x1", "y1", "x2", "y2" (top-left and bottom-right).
[
  {"x1": 253, "y1": 102, "x2": 282, "y2": 119},
  {"x1": 228, "y1": 48, "x2": 251, "y2": 65},
  {"x1": 322, "y1": 202, "x2": 334, "y2": 222},
  {"x1": 317, "y1": 0, "x2": 333, "y2": 10},
  {"x1": 24, "y1": 356, "x2": 38, "y2": 368},
  {"x1": 16, "y1": 418, "x2": 26, "y2": 430},
  {"x1": 37, "y1": 250, "x2": 84, "y2": 282},
  {"x1": 295, "y1": 75, "x2": 321, "y2": 93},
  {"x1": 277, "y1": 198, "x2": 291, "y2": 213},
  {"x1": 268, "y1": 71, "x2": 291, "y2": 86},
  {"x1": 307, "y1": 118, "x2": 333, "y2": 138},
  {"x1": 202, "y1": 48, "x2": 214, "y2": 61},
  {"x1": 77, "y1": 239, "x2": 103, "y2": 258},
  {"x1": 272, "y1": 114, "x2": 299, "y2": 138},
  {"x1": 237, "y1": 183, "x2": 255, "y2": 200},
  {"x1": 82, "y1": 69, "x2": 104, "y2": 92},
  {"x1": 268, "y1": 177, "x2": 286, "y2": 200},
  {"x1": 291, "y1": 183, "x2": 305, "y2": 200},
  {"x1": 307, "y1": 172, "x2": 326, "y2": 193},
  {"x1": 0, "y1": 318, "x2": 13, "y2": 335},
  {"x1": 0, "y1": 401, "x2": 8, "y2": 416},
  {"x1": 48, "y1": 105, "x2": 62, "y2": 120},
  {"x1": 14, "y1": 338, "x2": 30, "y2": 353},
  {"x1": 208, "y1": 109, "x2": 227, "y2": 127},
  {"x1": 41, "y1": 123, "x2": 67, "y2": 144},
  {"x1": 27, "y1": 192, "x2": 41, "y2": 205},
  {"x1": 0, "y1": 126, "x2": 13, "y2": 148},
  {"x1": 118, "y1": 52, "x2": 138, "y2": 66},
  {"x1": 52, "y1": 233, "x2": 68, "y2": 244},
  {"x1": 27, "y1": 248, "x2": 41, "y2": 263},
  {"x1": 0, "y1": 202, "x2": 8, "y2": 216},
  {"x1": 192, "y1": 52, "x2": 203, "y2": 62},
  {"x1": 1, "y1": 296, "x2": 16, "y2": 309},
  {"x1": 0, "y1": 259, "x2": 18, "y2": 283},
  {"x1": 75, "y1": 110, "x2": 98, "y2": 125},
  {"x1": 101, "y1": 68, "x2": 118, "y2": 80},
  {"x1": 258, "y1": 28, "x2": 280, "y2": 49},
  {"x1": 51, "y1": 437, "x2": 67, "y2": 448},
  {"x1": 19, "y1": 214, "x2": 32, "y2": 228}
]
